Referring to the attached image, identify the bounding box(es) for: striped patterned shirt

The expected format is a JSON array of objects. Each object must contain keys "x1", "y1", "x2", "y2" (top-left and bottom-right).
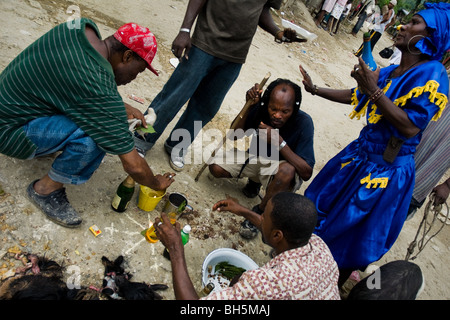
[
  {"x1": 413, "y1": 102, "x2": 450, "y2": 203},
  {"x1": 202, "y1": 235, "x2": 341, "y2": 300},
  {"x1": 0, "y1": 18, "x2": 134, "y2": 159}
]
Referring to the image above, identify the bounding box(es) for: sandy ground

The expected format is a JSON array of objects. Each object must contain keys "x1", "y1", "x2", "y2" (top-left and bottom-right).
[{"x1": 0, "y1": 0, "x2": 449, "y2": 301}]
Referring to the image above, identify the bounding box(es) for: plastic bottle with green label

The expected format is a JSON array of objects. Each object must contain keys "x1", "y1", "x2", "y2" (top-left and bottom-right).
[{"x1": 163, "y1": 225, "x2": 191, "y2": 260}]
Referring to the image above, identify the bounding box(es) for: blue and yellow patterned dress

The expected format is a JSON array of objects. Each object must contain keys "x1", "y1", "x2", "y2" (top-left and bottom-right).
[{"x1": 305, "y1": 60, "x2": 448, "y2": 270}]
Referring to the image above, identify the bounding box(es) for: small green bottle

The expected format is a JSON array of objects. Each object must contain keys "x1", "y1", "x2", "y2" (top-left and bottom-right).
[
  {"x1": 181, "y1": 224, "x2": 191, "y2": 245},
  {"x1": 111, "y1": 176, "x2": 135, "y2": 212},
  {"x1": 163, "y1": 224, "x2": 191, "y2": 260}
]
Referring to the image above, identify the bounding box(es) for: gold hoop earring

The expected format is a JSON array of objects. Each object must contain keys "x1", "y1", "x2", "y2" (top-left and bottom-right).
[{"x1": 407, "y1": 35, "x2": 425, "y2": 55}]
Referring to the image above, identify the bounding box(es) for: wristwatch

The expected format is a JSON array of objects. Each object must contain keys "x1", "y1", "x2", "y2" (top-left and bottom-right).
[{"x1": 279, "y1": 140, "x2": 287, "y2": 149}]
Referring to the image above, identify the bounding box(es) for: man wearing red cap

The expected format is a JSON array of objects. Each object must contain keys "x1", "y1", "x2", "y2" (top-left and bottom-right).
[{"x1": 0, "y1": 18, "x2": 174, "y2": 228}]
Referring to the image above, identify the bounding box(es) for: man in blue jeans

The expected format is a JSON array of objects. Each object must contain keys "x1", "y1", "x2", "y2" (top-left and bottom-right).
[
  {"x1": 134, "y1": 0, "x2": 301, "y2": 171},
  {"x1": 0, "y1": 20, "x2": 174, "y2": 228}
]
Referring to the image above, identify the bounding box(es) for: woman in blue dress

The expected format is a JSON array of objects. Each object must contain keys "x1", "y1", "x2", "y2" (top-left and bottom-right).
[{"x1": 299, "y1": 3, "x2": 449, "y2": 285}]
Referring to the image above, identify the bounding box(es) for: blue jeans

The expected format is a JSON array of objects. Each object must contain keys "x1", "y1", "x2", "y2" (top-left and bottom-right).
[
  {"x1": 143, "y1": 45, "x2": 242, "y2": 150},
  {"x1": 23, "y1": 115, "x2": 105, "y2": 185}
]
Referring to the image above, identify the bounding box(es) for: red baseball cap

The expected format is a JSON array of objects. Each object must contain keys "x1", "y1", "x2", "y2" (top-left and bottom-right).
[{"x1": 114, "y1": 23, "x2": 158, "y2": 76}]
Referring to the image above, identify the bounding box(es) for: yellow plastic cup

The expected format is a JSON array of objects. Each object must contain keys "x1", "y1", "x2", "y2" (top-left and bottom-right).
[
  {"x1": 137, "y1": 185, "x2": 165, "y2": 211},
  {"x1": 144, "y1": 224, "x2": 158, "y2": 243}
]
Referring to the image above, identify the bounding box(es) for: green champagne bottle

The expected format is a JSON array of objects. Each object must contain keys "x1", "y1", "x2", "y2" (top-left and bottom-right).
[{"x1": 111, "y1": 176, "x2": 135, "y2": 212}]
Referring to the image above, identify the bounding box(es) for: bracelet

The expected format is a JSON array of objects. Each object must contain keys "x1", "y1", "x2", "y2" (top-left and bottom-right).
[
  {"x1": 279, "y1": 140, "x2": 287, "y2": 149},
  {"x1": 369, "y1": 88, "x2": 384, "y2": 103},
  {"x1": 180, "y1": 28, "x2": 191, "y2": 33},
  {"x1": 311, "y1": 85, "x2": 318, "y2": 96}
]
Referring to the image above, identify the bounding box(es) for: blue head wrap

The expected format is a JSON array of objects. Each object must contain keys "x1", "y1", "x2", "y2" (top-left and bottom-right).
[{"x1": 415, "y1": 2, "x2": 450, "y2": 61}]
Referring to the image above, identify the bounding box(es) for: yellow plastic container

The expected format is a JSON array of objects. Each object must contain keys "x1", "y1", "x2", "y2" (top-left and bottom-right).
[{"x1": 137, "y1": 185, "x2": 165, "y2": 211}]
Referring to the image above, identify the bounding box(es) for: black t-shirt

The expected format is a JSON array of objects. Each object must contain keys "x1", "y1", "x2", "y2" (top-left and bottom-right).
[
  {"x1": 192, "y1": 0, "x2": 282, "y2": 63},
  {"x1": 244, "y1": 105, "x2": 315, "y2": 168}
]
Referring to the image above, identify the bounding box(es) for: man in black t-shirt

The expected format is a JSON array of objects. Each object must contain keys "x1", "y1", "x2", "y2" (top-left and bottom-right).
[{"x1": 209, "y1": 79, "x2": 315, "y2": 239}]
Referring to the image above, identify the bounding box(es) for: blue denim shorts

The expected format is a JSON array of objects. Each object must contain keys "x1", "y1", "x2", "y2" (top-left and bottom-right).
[{"x1": 23, "y1": 115, "x2": 105, "y2": 184}]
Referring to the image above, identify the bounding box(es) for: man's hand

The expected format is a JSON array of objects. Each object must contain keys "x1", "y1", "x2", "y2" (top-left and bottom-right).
[
  {"x1": 299, "y1": 65, "x2": 315, "y2": 95},
  {"x1": 282, "y1": 28, "x2": 297, "y2": 42},
  {"x1": 246, "y1": 83, "x2": 262, "y2": 103},
  {"x1": 212, "y1": 196, "x2": 245, "y2": 215},
  {"x1": 432, "y1": 180, "x2": 450, "y2": 206},
  {"x1": 213, "y1": 195, "x2": 263, "y2": 230},
  {"x1": 154, "y1": 212, "x2": 199, "y2": 300},
  {"x1": 152, "y1": 172, "x2": 176, "y2": 191},
  {"x1": 258, "y1": 122, "x2": 282, "y2": 146},
  {"x1": 351, "y1": 57, "x2": 380, "y2": 95},
  {"x1": 275, "y1": 28, "x2": 307, "y2": 43},
  {"x1": 154, "y1": 213, "x2": 182, "y2": 252},
  {"x1": 171, "y1": 32, "x2": 192, "y2": 60},
  {"x1": 124, "y1": 102, "x2": 147, "y2": 128}
]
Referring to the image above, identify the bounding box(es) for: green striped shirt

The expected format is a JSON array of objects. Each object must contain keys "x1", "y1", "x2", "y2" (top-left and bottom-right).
[{"x1": 0, "y1": 18, "x2": 134, "y2": 159}]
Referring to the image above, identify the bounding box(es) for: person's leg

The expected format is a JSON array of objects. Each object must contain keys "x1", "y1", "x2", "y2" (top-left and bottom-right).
[
  {"x1": 242, "y1": 178, "x2": 262, "y2": 198},
  {"x1": 351, "y1": 12, "x2": 368, "y2": 37},
  {"x1": 208, "y1": 164, "x2": 233, "y2": 178},
  {"x1": 315, "y1": 10, "x2": 326, "y2": 27},
  {"x1": 239, "y1": 161, "x2": 300, "y2": 239},
  {"x1": 166, "y1": 59, "x2": 242, "y2": 149},
  {"x1": 208, "y1": 148, "x2": 249, "y2": 179},
  {"x1": 334, "y1": 16, "x2": 344, "y2": 34},
  {"x1": 33, "y1": 175, "x2": 63, "y2": 196},
  {"x1": 23, "y1": 115, "x2": 105, "y2": 227},
  {"x1": 370, "y1": 31, "x2": 382, "y2": 52},
  {"x1": 406, "y1": 197, "x2": 425, "y2": 221},
  {"x1": 25, "y1": 115, "x2": 105, "y2": 186},
  {"x1": 135, "y1": 46, "x2": 221, "y2": 155},
  {"x1": 209, "y1": 149, "x2": 264, "y2": 197},
  {"x1": 258, "y1": 162, "x2": 296, "y2": 211},
  {"x1": 165, "y1": 58, "x2": 242, "y2": 169},
  {"x1": 327, "y1": 17, "x2": 336, "y2": 33}
]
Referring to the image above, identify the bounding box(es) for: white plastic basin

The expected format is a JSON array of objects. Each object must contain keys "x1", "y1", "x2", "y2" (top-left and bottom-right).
[{"x1": 201, "y1": 248, "x2": 259, "y2": 289}]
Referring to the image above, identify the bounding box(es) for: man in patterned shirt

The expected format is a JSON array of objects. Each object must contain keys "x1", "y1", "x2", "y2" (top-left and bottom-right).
[
  {"x1": 0, "y1": 19, "x2": 174, "y2": 227},
  {"x1": 155, "y1": 192, "x2": 340, "y2": 300}
]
